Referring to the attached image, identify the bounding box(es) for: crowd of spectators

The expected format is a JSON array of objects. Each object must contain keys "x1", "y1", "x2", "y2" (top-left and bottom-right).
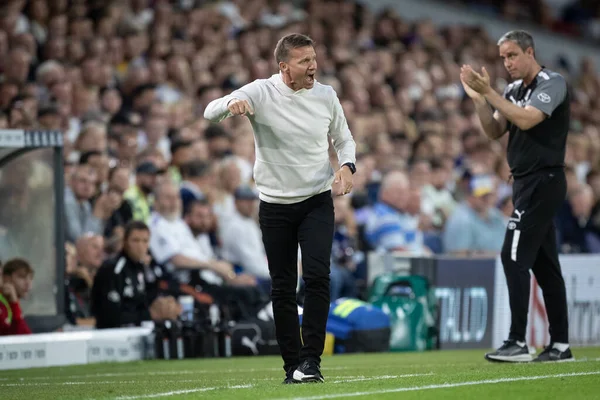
[
  {"x1": 0, "y1": 0, "x2": 600, "y2": 333},
  {"x1": 450, "y1": 0, "x2": 600, "y2": 42}
]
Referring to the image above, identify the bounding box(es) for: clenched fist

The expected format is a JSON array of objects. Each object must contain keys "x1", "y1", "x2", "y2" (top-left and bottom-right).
[{"x1": 227, "y1": 98, "x2": 253, "y2": 117}]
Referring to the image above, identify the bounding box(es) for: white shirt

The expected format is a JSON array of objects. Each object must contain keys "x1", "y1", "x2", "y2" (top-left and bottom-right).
[
  {"x1": 204, "y1": 73, "x2": 356, "y2": 204},
  {"x1": 149, "y1": 212, "x2": 223, "y2": 285},
  {"x1": 220, "y1": 211, "x2": 270, "y2": 279}
]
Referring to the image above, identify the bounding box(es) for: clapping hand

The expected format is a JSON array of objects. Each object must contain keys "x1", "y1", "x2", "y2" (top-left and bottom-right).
[{"x1": 460, "y1": 65, "x2": 492, "y2": 96}]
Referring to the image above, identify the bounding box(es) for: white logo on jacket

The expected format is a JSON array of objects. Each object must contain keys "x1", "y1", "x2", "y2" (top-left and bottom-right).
[{"x1": 537, "y1": 92, "x2": 551, "y2": 103}]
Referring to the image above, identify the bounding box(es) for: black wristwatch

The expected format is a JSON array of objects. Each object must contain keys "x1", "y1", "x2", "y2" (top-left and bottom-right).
[{"x1": 342, "y1": 162, "x2": 356, "y2": 174}]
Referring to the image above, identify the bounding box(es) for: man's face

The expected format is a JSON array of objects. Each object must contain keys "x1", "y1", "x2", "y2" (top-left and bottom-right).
[
  {"x1": 72, "y1": 168, "x2": 97, "y2": 200},
  {"x1": 156, "y1": 184, "x2": 181, "y2": 220},
  {"x1": 186, "y1": 204, "x2": 213, "y2": 233},
  {"x1": 235, "y1": 198, "x2": 256, "y2": 218},
  {"x1": 137, "y1": 173, "x2": 156, "y2": 194},
  {"x1": 79, "y1": 235, "x2": 105, "y2": 269},
  {"x1": 124, "y1": 229, "x2": 150, "y2": 262},
  {"x1": 499, "y1": 40, "x2": 534, "y2": 80},
  {"x1": 4, "y1": 270, "x2": 33, "y2": 299},
  {"x1": 281, "y1": 46, "x2": 317, "y2": 90}
]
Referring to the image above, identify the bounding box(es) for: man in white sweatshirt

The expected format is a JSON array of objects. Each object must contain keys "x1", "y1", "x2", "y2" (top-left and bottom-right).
[{"x1": 204, "y1": 33, "x2": 356, "y2": 384}]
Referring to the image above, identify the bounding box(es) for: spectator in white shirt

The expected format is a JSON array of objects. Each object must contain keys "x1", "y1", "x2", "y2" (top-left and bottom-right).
[
  {"x1": 148, "y1": 179, "x2": 240, "y2": 285},
  {"x1": 183, "y1": 198, "x2": 257, "y2": 287},
  {"x1": 220, "y1": 185, "x2": 270, "y2": 280}
]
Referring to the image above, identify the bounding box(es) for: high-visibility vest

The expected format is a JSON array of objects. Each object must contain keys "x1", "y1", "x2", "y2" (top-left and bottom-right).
[{"x1": 0, "y1": 293, "x2": 13, "y2": 325}]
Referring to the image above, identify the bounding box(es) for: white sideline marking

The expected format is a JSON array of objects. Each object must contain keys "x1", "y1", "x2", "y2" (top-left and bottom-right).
[
  {"x1": 279, "y1": 371, "x2": 600, "y2": 400},
  {"x1": 0, "y1": 380, "x2": 138, "y2": 387},
  {"x1": 11, "y1": 366, "x2": 354, "y2": 381},
  {"x1": 114, "y1": 384, "x2": 253, "y2": 399},
  {"x1": 331, "y1": 373, "x2": 433, "y2": 384}
]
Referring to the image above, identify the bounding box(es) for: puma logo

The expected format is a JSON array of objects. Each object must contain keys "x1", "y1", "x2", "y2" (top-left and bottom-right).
[
  {"x1": 508, "y1": 209, "x2": 525, "y2": 224},
  {"x1": 241, "y1": 336, "x2": 259, "y2": 355}
]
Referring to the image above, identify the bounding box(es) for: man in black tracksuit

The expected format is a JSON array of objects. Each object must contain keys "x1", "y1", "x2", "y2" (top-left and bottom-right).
[
  {"x1": 461, "y1": 30, "x2": 572, "y2": 362},
  {"x1": 92, "y1": 221, "x2": 180, "y2": 328}
]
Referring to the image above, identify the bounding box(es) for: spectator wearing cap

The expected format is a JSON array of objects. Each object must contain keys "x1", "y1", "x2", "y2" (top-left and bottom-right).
[
  {"x1": 179, "y1": 160, "x2": 214, "y2": 213},
  {"x1": 443, "y1": 175, "x2": 507, "y2": 255},
  {"x1": 220, "y1": 185, "x2": 271, "y2": 282},
  {"x1": 125, "y1": 161, "x2": 158, "y2": 224}
]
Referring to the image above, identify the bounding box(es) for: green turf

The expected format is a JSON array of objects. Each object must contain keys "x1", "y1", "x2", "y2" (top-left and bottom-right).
[{"x1": 1, "y1": 347, "x2": 599, "y2": 400}]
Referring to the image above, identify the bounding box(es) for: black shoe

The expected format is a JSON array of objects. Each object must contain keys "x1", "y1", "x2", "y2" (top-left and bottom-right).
[
  {"x1": 282, "y1": 365, "x2": 301, "y2": 384},
  {"x1": 533, "y1": 345, "x2": 574, "y2": 362},
  {"x1": 485, "y1": 340, "x2": 533, "y2": 363},
  {"x1": 292, "y1": 360, "x2": 324, "y2": 383}
]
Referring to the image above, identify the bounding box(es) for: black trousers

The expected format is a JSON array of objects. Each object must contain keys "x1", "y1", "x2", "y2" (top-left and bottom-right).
[
  {"x1": 259, "y1": 190, "x2": 334, "y2": 371},
  {"x1": 500, "y1": 168, "x2": 569, "y2": 344}
]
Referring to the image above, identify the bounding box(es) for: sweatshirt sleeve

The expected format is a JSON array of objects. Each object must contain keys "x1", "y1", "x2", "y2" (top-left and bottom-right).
[
  {"x1": 203, "y1": 80, "x2": 263, "y2": 123},
  {"x1": 328, "y1": 88, "x2": 356, "y2": 167}
]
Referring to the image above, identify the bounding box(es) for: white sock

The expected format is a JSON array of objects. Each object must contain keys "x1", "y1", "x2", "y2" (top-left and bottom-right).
[
  {"x1": 553, "y1": 342, "x2": 569, "y2": 352},
  {"x1": 516, "y1": 341, "x2": 526, "y2": 347}
]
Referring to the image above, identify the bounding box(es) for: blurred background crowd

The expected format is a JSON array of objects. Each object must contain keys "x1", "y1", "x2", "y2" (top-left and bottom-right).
[
  {"x1": 0, "y1": 0, "x2": 599, "y2": 331},
  {"x1": 450, "y1": 0, "x2": 600, "y2": 42}
]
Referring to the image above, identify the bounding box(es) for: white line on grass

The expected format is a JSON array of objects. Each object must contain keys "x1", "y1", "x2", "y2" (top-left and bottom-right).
[
  {"x1": 331, "y1": 373, "x2": 434, "y2": 384},
  {"x1": 277, "y1": 371, "x2": 600, "y2": 400},
  {"x1": 5, "y1": 365, "x2": 354, "y2": 382},
  {"x1": 113, "y1": 384, "x2": 253, "y2": 399}
]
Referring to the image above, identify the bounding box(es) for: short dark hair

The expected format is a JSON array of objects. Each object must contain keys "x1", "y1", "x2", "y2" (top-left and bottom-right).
[
  {"x1": 497, "y1": 30, "x2": 535, "y2": 54},
  {"x1": 2, "y1": 258, "x2": 34, "y2": 278},
  {"x1": 181, "y1": 160, "x2": 211, "y2": 179},
  {"x1": 170, "y1": 139, "x2": 192, "y2": 156},
  {"x1": 124, "y1": 220, "x2": 150, "y2": 241},
  {"x1": 274, "y1": 33, "x2": 314, "y2": 64},
  {"x1": 183, "y1": 198, "x2": 209, "y2": 217},
  {"x1": 79, "y1": 150, "x2": 102, "y2": 165}
]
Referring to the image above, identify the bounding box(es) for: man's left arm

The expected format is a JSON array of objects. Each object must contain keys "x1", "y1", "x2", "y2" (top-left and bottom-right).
[
  {"x1": 484, "y1": 76, "x2": 567, "y2": 131},
  {"x1": 328, "y1": 92, "x2": 356, "y2": 169},
  {"x1": 328, "y1": 91, "x2": 356, "y2": 194}
]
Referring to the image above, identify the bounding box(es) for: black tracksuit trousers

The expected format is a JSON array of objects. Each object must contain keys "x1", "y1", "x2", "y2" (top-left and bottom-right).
[{"x1": 500, "y1": 167, "x2": 569, "y2": 344}]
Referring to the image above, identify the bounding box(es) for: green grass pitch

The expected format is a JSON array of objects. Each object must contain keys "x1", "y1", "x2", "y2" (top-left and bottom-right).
[{"x1": 1, "y1": 347, "x2": 599, "y2": 400}]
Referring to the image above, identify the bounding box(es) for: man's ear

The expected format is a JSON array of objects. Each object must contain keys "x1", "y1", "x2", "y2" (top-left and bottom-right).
[
  {"x1": 526, "y1": 47, "x2": 535, "y2": 57},
  {"x1": 279, "y1": 61, "x2": 287, "y2": 72}
]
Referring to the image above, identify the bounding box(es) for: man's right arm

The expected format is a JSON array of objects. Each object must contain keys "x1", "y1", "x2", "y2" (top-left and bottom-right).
[
  {"x1": 203, "y1": 80, "x2": 261, "y2": 122},
  {"x1": 474, "y1": 98, "x2": 508, "y2": 140}
]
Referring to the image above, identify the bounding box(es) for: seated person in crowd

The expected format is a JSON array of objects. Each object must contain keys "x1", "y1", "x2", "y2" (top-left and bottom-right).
[
  {"x1": 103, "y1": 166, "x2": 134, "y2": 256},
  {"x1": 91, "y1": 221, "x2": 180, "y2": 329},
  {"x1": 0, "y1": 258, "x2": 34, "y2": 335},
  {"x1": 443, "y1": 175, "x2": 506, "y2": 256},
  {"x1": 64, "y1": 165, "x2": 108, "y2": 242},
  {"x1": 149, "y1": 180, "x2": 255, "y2": 286},
  {"x1": 556, "y1": 183, "x2": 600, "y2": 253},
  {"x1": 125, "y1": 161, "x2": 158, "y2": 224},
  {"x1": 365, "y1": 170, "x2": 429, "y2": 254},
  {"x1": 65, "y1": 233, "x2": 105, "y2": 326},
  {"x1": 330, "y1": 195, "x2": 359, "y2": 301},
  {"x1": 179, "y1": 159, "x2": 214, "y2": 213},
  {"x1": 219, "y1": 185, "x2": 270, "y2": 281}
]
